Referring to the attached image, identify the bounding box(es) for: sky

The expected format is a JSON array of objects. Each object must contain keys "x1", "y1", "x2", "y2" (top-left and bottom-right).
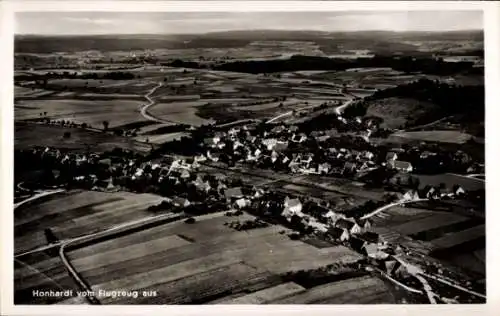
[{"x1": 15, "y1": 11, "x2": 483, "y2": 35}]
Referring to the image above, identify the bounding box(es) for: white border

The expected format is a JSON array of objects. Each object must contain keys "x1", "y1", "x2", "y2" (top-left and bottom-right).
[{"x1": 1, "y1": 1, "x2": 499, "y2": 316}]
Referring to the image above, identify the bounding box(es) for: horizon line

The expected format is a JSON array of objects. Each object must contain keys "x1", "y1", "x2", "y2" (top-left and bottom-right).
[{"x1": 15, "y1": 28, "x2": 484, "y2": 37}]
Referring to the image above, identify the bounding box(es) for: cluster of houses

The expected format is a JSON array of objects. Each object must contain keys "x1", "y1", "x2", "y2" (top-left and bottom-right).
[{"x1": 201, "y1": 123, "x2": 383, "y2": 176}]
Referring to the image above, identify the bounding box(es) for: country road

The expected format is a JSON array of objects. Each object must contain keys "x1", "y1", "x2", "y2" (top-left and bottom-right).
[
  {"x1": 334, "y1": 98, "x2": 354, "y2": 115},
  {"x1": 139, "y1": 81, "x2": 172, "y2": 123},
  {"x1": 14, "y1": 189, "x2": 65, "y2": 209},
  {"x1": 267, "y1": 95, "x2": 354, "y2": 124},
  {"x1": 15, "y1": 210, "x2": 184, "y2": 258}
]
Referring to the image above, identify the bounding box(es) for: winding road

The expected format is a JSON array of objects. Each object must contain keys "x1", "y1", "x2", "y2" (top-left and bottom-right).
[{"x1": 138, "y1": 81, "x2": 171, "y2": 123}]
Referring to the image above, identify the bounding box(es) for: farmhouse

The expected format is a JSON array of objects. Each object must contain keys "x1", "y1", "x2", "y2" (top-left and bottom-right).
[
  {"x1": 318, "y1": 162, "x2": 331, "y2": 175},
  {"x1": 235, "y1": 198, "x2": 251, "y2": 209},
  {"x1": 358, "y1": 219, "x2": 372, "y2": 232},
  {"x1": 282, "y1": 197, "x2": 303, "y2": 218},
  {"x1": 403, "y1": 190, "x2": 420, "y2": 201},
  {"x1": 389, "y1": 160, "x2": 413, "y2": 173},
  {"x1": 335, "y1": 218, "x2": 362, "y2": 235}
]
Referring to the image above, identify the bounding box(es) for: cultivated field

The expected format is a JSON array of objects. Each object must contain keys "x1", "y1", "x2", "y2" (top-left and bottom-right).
[
  {"x1": 63, "y1": 211, "x2": 365, "y2": 304},
  {"x1": 270, "y1": 275, "x2": 394, "y2": 304},
  {"x1": 15, "y1": 123, "x2": 151, "y2": 153},
  {"x1": 15, "y1": 99, "x2": 145, "y2": 129},
  {"x1": 148, "y1": 101, "x2": 213, "y2": 126},
  {"x1": 14, "y1": 190, "x2": 166, "y2": 253},
  {"x1": 389, "y1": 130, "x2": 474, "y2": 144},
  {"x1": 371, "y1": 205, "x2": 485, "y2": 275}
]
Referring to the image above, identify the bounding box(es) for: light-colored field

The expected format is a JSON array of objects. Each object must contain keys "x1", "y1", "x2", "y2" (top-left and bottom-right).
[
  {"x1": 134, "y1": 132, "x2": 189, "y2": 144},
  {"x1": 271, "y1": 275, "x2": 394, "y2": 304},
  {"x1": 148, "y1": 101, "x2": 213, "y2": 126},
  {"x1": 14, "y1": 190, "x2": 165, "y2": 253},
  {"x1": 389, "y1": 130, "x2": 474, "y2": 144},
  {"x1": 234, "y1": 99, "x2": 301, "y2": 111},
  {"x1": 15, "y1": 99, "x2": 145, "y2": 128},
  {"x1": 65, "y1": 211, "x2": 363, "y2": 304}
]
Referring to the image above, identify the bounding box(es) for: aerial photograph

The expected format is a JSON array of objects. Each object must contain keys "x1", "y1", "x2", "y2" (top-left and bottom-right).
[{"x1": 13, "y1": 10, "x2": 485, "y2": 305}]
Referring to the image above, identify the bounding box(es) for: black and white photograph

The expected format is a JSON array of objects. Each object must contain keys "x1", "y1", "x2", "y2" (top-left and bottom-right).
[{"x1": 2, "y1": 1, "x2": 497, "y2": 311}]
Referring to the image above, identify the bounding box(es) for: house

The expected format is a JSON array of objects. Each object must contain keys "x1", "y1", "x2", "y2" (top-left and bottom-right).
[
  {"x1": 389, "y1": 160, "x2": 413, "y2": 173},
  {"x1": 271, "y1": 125, "x2": 286, "y2": 134},
  {"x1": 420, "y1": 185, "x2": 439, "y2": 199},
  {"x1": 386, "y1": 152, "x2": 398, "y2": 162},
  {"x1": 172, "y1": 197, "x2": 191, "y2": 208},
  {"x1": 358, "y1": 219, "x2": 372, "y2": 232},
  {"x1": 291, "y1": 133, "x2": 307, "y2": 143},
  {"x1": 420, "y1": 151, "x2": 437, "y2": 159},
  {"x1": 357, "y1": 161, "x2": 372, "y2": 172},
  {"x1": 262, "y1": 138, "x2": 278, "y2": 151},
  {"x1": 342, "y1": 162, "x2": 357, "y2": 175},
  {"x1": 335, "y1": 218, "x2": 362, "y2": 235},
  {"x1": 323, "y1": 210, "x2": 342, "y2": 223},
  {"x1": 362, "y1": 151, "x2": 375, "y2": 160},
  {"x1": 224, "y1": 187, "x2": 243, "y2": 201},
  {"x1": 289, "y1": 125, "x2": 299, "y2": 133},
  {"x1": 384, "y1": 260, "x2": 400, "y2": 275},
  {"x1": 317, "y1": 135, "x2": 331, "y2": 143},
  {"x1": 318, "y1": 162, "x2": 331, "y2": 175},
  {"x1": 282, "y1": 197, "x2": 303, "y2": 218},
  {"x1": 403, "y1": 190, "x2": 420, "y2": 201},
  {"x1": 235, "y1": 198, "x2": 250, "y2": 209},
  {"x1": 453, "y1": 185, "x2": 466, "y2": 197},
  {"x1": 233, "y1": 140, "x2": 244, "y2": 150},
  {"x1": 180, "y1": 170, "x2": 191, "y2": 179},
  {"x1": 329, "y1": 227, "x2": 350, "y2": 241}
]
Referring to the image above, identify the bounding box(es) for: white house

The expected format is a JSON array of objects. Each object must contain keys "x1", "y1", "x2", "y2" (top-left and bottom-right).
[
  {"x1": 390, "y1": 160, "x2": 413, "y2": 173},
  {"x1": 403, "y1": 190, "x2": 420, "y2": 201},
  {"x1": 318, "y1": 162, "x2": 331, "y2": 175},
  {"x1": 335, "y1": 218, "x2": 362, "y2": 235},
  {"x1": 235, "y1": 198, "x2": 250, "y2": 209},
  {"x1": 282, "y1": 197, "x2": 303, "y2": 218}
]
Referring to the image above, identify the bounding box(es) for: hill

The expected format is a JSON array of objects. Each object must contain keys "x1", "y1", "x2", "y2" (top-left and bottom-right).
[{"x1": 364, "y1": 97, "x2": 438, "y2": 129}]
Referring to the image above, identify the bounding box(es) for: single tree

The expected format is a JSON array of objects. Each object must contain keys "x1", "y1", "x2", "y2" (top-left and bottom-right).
[
  {"x1": 63, "y1": 131, "x2": 71, "y2": 139},
  {"x1": 102, "y1": 120, "x2": 109, "y2": 131}
]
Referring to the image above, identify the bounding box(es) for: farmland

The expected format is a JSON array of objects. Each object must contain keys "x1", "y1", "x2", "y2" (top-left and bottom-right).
[
  {"x1": 370, "y1": 204, "x2": 485, "y2": 276},
  {"x1": 389, "y1": 130, "x2": 474, "y2": 144},
  {"x1": 15, "y1": 122, "x2": 151, "y2": 153},
  {"x1": 14, "y1": 190, "x2": 166, "y2": 253},
  {"x1": 59, "y1": 211, "x2": 371, "y2": 304}
]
